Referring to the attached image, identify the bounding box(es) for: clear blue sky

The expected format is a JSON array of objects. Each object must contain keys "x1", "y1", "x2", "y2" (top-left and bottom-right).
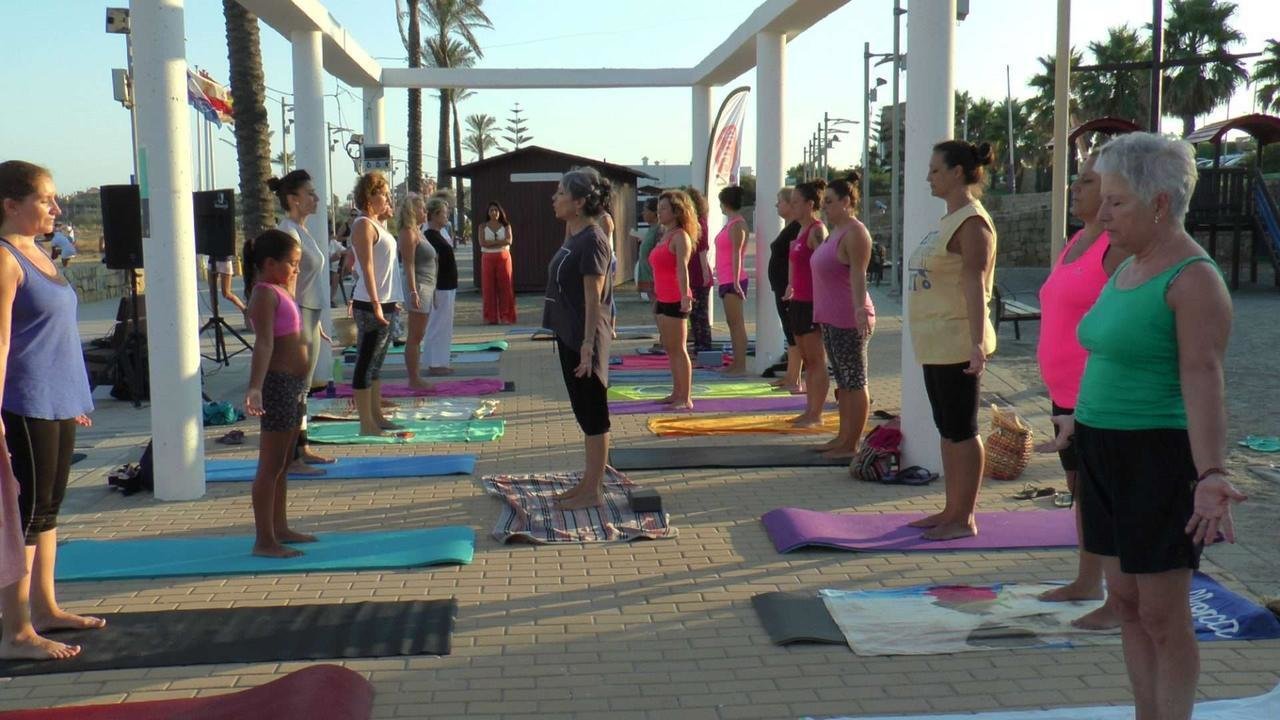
[{"x1": 3, "y1": 1, "x2": 1277, "y2": 200}]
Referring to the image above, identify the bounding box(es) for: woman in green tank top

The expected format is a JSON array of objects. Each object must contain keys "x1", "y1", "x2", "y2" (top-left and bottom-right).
[{"x1": 1039, "y1": 133, "x2": 1244, "y2": 720}]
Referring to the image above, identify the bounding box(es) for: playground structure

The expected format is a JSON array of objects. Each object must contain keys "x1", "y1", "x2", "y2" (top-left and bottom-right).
[{"x1": 1185, "y1": 113, "x2": 1280, "y2": 291}]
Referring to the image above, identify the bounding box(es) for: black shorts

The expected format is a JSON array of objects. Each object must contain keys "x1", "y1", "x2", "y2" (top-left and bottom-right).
[
  {"x1": 1075, "y1": 422, "x2": 1201, "y2": 574},
  {"x1": 773, "y1": 294, "x2": 795, "y2": 347},
  {"x1": 261, "y1": 371, "x2": 308, "y2": 432},
  {"x1": 717, "y1": 278, "x2": 748, "y2": 298},
  {"x1": 921, "y1": 363, "x2": 979, "y2": 442},
  {"x1": 788, "y1": 300, "x2": 817, "y2": 336},
  {"x1": 1052, "y1": 403, "x2": 1078, "y2": 473},
  {"x1": 556, "y1": 339, "x2": 611, "y2": 436},
  {"x1": 653, "y1": 301, "x2": 689, "y2": 319}
]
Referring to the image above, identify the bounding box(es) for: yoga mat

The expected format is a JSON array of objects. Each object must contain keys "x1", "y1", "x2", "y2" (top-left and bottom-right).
[
  {"x1": 611, "y1": 445, "x2": 847, "y2": 470},
  {"x1": 751, "y1": 592, "x2": 847, "y2": 645},
  {"x1": 306, "y1": 419, "x2": 504, "y2": 444},
  {"x1": 451, "y1": 340, "x2": 509, "y2": 352},
  {"x1": 0, "y1": 665, "x2": 374, "y2": 718},
  {"x1": 606, "y1": 369, "x2": 726, "y2": 383},
  {"x1": 309, "y1": 397, "x2": 498, "y2": 421},
  {"x1": 55, "y1": 526, "x2": 475, "y2": 581},
  {"x1": 612, "y1": 395, "x2": 812, "y2": 415},
  {"x1": 0, "y1": 600, "x2": 454, "y2": 678},
  {"x1": 374, "y1": 363, "x2": 502, "y2": 378},
  {"x1": 809, "y1": 684, "x2": 1280, "y2": 720},
  {"x1": 483, "y1": 468, "x2": 677, "y2": 544},
  {"x1": 330, "y1": 378, "x2": 504, "y2": 398},
  {"x1": 450, "y1": 351, "x2": 501, "y2": 364},
  {"x1": 614, "y1": 354, "x2": 728, "y2": 370},
  {"x1": 205, "y1": 455, "x2": 476, "y2": 482},
  {"x1": 71, "y1": 452, "x2": 87, "y2": 465},
  {"x1": 762, "y1": 508, "x2": 1077, "y2": 553},
  {"x1": 609, "y1": 381, "x2": 776, "y2": 401},
  {"x1": 649, "y1": 412, "x2": 839, "y2": 436}
]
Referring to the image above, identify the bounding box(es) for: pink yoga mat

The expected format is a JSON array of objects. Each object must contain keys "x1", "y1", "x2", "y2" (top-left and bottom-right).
[
  {"x1": 610, "y1": 396, "x2": 810, "y2": 415},
  {"x1": 762, "y1": 507, "x2": 1077, "y2": 553},
  {"x1": 331, "y1": 378, "x2": 504, "y2": 398},
  {"x1": 613, "y1": 354, "x2": 728, "y2": 370}
]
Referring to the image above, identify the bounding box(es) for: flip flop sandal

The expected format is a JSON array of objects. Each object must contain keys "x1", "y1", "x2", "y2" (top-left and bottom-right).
[
  {"x1": 1053, "y1": 491, "x2": 1075, "y2": 508},
  {"x1": 886, "y1": 465, "x2": 939, "y2": 486},
  {"x1": 1239, "y1": 436, "x2": 1280, "y2": 452},
  {"x1": 216, "y1": 430, "x2": 245, "y2": 445},
  {"x1": 394, "y1": 431, "x2": 415, "y2": 441},
  {"x1": 1013, "y1": 483, "x2": 1055, "y2": 500}
]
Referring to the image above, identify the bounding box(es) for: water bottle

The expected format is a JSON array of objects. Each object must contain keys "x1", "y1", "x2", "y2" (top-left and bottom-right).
[
  {"x1": 331, "y1": 356, "x2": 344, "y2": 385},
  {"x1": 325, "y1": 380, "x2": 336, "y2": 398}
]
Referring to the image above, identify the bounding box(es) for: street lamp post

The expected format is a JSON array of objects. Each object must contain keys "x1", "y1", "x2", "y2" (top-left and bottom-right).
[
  {"x1": 822, "y1": 112, "x2": 857, "y2": 181},
  {"x1": 864, "y1": 41, "x2": 894, "y2": 236},
  {"x1": 326, "y1": 122, "x2": 353, "y2": 236}
]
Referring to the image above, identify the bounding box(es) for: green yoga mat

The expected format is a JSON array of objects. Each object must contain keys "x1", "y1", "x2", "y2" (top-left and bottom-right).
[
  {"x1": 607, "y1": 381, "x2": 778, "y2": 401},
  {"x1": 348, "y1": 340, "x2": 508, "y2": 356},
  {"x1": 306, "y1": 419, "x2": 505, "y2": 444},
  {"x1": 55, "y1": 527, "x2": 475, "y2": 581}
]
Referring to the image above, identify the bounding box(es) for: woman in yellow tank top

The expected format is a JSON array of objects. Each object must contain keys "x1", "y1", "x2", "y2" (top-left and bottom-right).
[{"x1": 905, "y1": 140, "x2": 997, "y2": 541}]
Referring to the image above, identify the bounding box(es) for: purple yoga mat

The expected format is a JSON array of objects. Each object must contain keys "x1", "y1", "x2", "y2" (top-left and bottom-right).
[
  {"x1": 332, "y1": 378, "x2": 504, "y2": 398},
  {"x1": 613, "y1": 354, "x2": 729, "y2": 370},
  {"x1": 761, "y1": 507, "x2": 1077, "y2": 553},
  {"x1": 610, "y1": 395, "x2": 810, "y2": 415}
]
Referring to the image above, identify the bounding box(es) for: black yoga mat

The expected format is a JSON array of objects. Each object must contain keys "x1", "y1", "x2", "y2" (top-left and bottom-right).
[
  {"x1": 611, "y1": 445, "x2": 848, "y2": 470},
  {"x1": 751, "y1": 591, "x2": 846, "y2": 646},
  {"x1": 0, "y1": 599, "x2": 455, "y2": 677}
]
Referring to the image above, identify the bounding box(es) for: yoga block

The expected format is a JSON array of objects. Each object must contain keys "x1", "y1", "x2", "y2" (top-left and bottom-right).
[
  {"x1": 695, "y1": 350, "x2": 722, "y2": 368},
  {"x1": 628, "y1": 487, "x2": 663, "y2": 513}
]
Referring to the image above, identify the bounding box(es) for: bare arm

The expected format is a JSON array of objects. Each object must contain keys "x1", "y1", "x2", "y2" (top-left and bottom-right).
[
  {"x1": 844, "y1": 223, "x2": 874, "y2": 335},
  {"x1": 0, "y1": 253, "x2": 20, "y2": 518},
  {"x1": 398, "y1": 226, "x2": 419, "y2": 309},
  {"x1": 243, "y1": 287, "x2": 276, "y2": 415},
  {"x1": 729, "y1": 220, "x2": 747, "y2": 293},
  {"x1": 956, "y1": 217, "x2": 994, "y2": 375},
  {"x1": 808, "y1": 222, "x2": 828, "y2": 249},
  {"x1": 673, "y1": 231, "x2": 693, "y2": 313}
]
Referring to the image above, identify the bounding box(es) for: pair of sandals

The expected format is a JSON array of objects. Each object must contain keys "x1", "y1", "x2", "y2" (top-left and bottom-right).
[{"x1": 1013, "y1": 482, "x2": 1074, "y2": 508}]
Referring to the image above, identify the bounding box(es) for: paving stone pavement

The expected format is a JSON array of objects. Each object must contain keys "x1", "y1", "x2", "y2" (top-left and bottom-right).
[{"x1": 2, "y1": 258, "x2": 1277, "y2": 719}]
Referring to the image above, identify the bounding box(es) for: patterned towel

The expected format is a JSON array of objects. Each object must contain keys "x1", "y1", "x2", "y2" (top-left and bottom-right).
[
  {"x1": 308, "y1": 397, "x2": 498, "y2": 421},
  {"x1": 483, "y1": 469, "x2": 677, "y2": 544},
  {"x1": 330, "y1": 378, "x2": 504, "y2": 398}
]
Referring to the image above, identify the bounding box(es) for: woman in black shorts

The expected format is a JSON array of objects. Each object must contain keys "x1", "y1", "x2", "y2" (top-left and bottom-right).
[
  {"x1": 785, "y1": 180, "x2": 828, "y2": 427},
  {"x1": 648, "y1": 191, "x2": 697, "y2": 410}
]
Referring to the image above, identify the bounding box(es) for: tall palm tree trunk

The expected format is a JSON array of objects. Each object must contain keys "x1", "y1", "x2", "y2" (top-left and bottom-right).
[
  {"x1": 407, "y1": 1, "x2": 422, "y2": 193},
  {"x1": 437, "y1": 90, "x2": 451, "y2": 189},
  {"x1": 452, "y1": 96, "x2": 464, "y2": 229},
  {"x1": 222, "y1": 0, "x2": 275, "y2": 295}
]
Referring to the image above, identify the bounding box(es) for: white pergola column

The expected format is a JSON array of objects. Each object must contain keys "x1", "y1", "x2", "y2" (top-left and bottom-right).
[
  {"x1": 753, "y1": 31, "x2": 785, "y2": 372},
  {"x1": 691, "y1": 85, "x2": 711, "y2": 189},
  {"x1": 363, "y1": 86, "x2": 386, "y2": 145},
  {"x1": 130, "y1": 0, "x2": 204, "y2": 500},
  {"x1": 899, "y1": 0, "x2": 956, "y2": 472},
  {"x1": 291, "y1": 30, "x2": 333, "y2": 382},
  {"x1": 1049, "y1": 0, "x2": 1071, "y2": 260}
]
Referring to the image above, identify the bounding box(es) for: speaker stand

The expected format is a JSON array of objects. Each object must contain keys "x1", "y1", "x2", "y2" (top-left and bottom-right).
[{"x1": 199, "y1": 259, "x2": 252, "y2": 366}]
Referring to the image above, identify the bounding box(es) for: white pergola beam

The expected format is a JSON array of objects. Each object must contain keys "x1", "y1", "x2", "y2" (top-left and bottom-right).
[
  {"x1": 381, "y1": 68, "x2": 693, "y2": 89},
  {"x1": 692, "y1": 0, "x2": 848, "y2": 87},
  {"x1": 236, "y1": 0, "x2": 381, "y2": 87}
]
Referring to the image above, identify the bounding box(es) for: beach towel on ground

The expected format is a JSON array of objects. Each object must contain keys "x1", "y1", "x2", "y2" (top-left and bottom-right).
[
  {"x1": 329, "y1": 378, "x2": 504, "y2": 398},
  {"x1": 613, "y1": 396, "x2": 815, "y2": 415},
  {"x1": 649, "y1": 412, "x2": 839, "y2": 436},
  {"x1": 308, "y1": 397, "x2": 498, "y2": 421},
  {"x1": 204, "y1": 455, "x2": 476, "y2": 481},
  {"x1": 306, "y1": 419, "x2": 505, "y2": 444},
  {"x1": 483, "y1": 468, "x2": 677, "y2": 544},
  {"x1": 608, "y1": 381, "x2": 777, "y2": 401}
]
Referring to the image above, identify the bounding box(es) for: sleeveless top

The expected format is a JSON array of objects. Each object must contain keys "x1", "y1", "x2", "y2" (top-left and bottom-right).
[
  {"x1": 276, "y1": 217, "x2": 325, "y2": 310},
  {"x1": 811, "y1": 223, "x2": 876, "y2": 329},
  {"x1": 788, "y1": 222, "x2": 821, "y2": 302},
  {"x1": 1075, "y1": 256, "x2": 1218, "y2": 430},
  {"x1": 687, "y1": 216, "x2": 712, "y2": 288},
  {"x1": 650, "y1": 231, "x2": 688, "y2": 304},
  {"x1": 481, "y1": 224, "x2": 509, "y2": 254},
  {"x1": 0, "y1": 240, "x2": 93, "y2": 419},
  {"x1": 411, "y1": 229, "x2": 439, "y2": 298},
  {"x1": 351, "y1": 216, "x2": 397, "y2": 304},
  {"x1": 714, "y1": 216, "x2": 748, "y2": 285},
  {"x1": 907, "y1": 201, "x2": 998, "y2": 364},
  {"x1": 636, "y1": 224, "x2": 662, "y2": 284},
  {"x1": 1037, "y1": 229, "x2": 1112, "y2": 408},
  {"x1": 250, "y1": 282, "x2": 301, "y2": 337}
]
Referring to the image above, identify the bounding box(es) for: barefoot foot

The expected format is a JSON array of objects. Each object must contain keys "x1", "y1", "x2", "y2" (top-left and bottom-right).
[
  {"x1": 907, "y1": 512, "x2": 948, "y2": 529},
  {"x1": 275, "y1": 528, "x2": 318, "y2": 544},
  {"x1": 31, "y1": 609, "x2": 107, "y2": 633},
  {"x1": 407, "y1": 378, "x2": 435, "y2": 390},
  {"x1": 357, "y1": 425, "x2": 390, "y2": 437},
  {"x1": 921, "y1": 521, "x2": 978, "y2": 541},
  {"x1": 252, "y1": 543, "x2": 303, "y2": 558},
  {"x1": 1039, "y1": 582, "x2": 1105, "y2": 603},
  {"x1": 791, "y1": 414, "x2": 822, "y2": 428},
  {"x1": 820, "y1": 447, "x2": 858, "y2": 460},
  {"x1": 300, "y1": 449, "x2": 335, "y2": 465},
  {"x1": 287, "y1": 459, "x2": 327, "y2": 477},
  {"x1": 0, "y1": 634, "x2": 81, "y2": 661},
  {"x1": 376, "y1": 417, "x2": 405, "y2": 431},
  {"x1": 556, "y1": 491, "x2": 605, "y2": 510},
  {"x1": 427, "y1": 367, "x2": 454, "y2": 376},
  {"x1": 1071, "y1": 603, "x2": 1122, "y2": 631}
]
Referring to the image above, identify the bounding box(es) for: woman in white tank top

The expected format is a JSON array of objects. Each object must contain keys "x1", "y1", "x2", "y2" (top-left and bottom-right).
[{"x1": 347, "y1": 172, "x2": 404, "y2": 436}]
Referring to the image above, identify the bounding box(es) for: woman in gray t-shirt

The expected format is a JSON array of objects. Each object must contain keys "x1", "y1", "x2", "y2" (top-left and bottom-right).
[{"x1": 397, "y1": 193, "x2": 438, "y2": 390}]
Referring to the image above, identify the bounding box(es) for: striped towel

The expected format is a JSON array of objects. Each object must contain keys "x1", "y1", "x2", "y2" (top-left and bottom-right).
[{"x1": 483, "y1": 469, "x2": 677, "y2": 544}]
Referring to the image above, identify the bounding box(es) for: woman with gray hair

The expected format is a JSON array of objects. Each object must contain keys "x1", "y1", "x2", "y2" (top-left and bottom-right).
[
  {"x1": 1041, "y1": 131, "x2": 1244, "y2": 718},
  {"x1": 544, "y1": 167, "x2": 616, "y2": 509}
]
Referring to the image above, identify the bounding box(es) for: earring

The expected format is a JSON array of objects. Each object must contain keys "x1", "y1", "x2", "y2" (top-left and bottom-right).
[{"x1": 1153, "y1": 215, "x2": 1161, "y2": 224}]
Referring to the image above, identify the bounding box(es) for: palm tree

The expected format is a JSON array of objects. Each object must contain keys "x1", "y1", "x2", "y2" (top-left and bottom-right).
[
  {"x1": 1162, "y1": 0, "x2": 1248, "y2": 135},
  {"x1": 1255, "y1": 39, "x2": 1280, "y2": 114},
  {"x1": 1078, "y1": 26, "x2": 1151, "y2": 126},
  {"x1": 464, "y1": 113, "x2": 499, "y2": 160},
  {"x1": 272, "y1": 150, "x2": 294, "y2": 170},
  {"x1": 394, "y1": 0, "x2": 424, "y2": 192},
  {"x1": 1025, "y1": 50, "x2": 1083, "y2": 135},
  {"x1": 222, "y1": 0, "x2": 275, "y2": 249},
  {"x1": 416, "y1": 0, "x2": 492, "y2": 188}
]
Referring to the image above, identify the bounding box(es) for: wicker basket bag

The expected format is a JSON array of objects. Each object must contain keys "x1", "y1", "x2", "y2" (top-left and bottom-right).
[{"x1": 985, "y1": 404, "x2": 1033, "y2": 481}]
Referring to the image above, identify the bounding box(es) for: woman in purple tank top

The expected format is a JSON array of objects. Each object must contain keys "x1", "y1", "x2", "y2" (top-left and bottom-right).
[{"x1": 0, "y1": 161, "x2": 98, "y2": 662}]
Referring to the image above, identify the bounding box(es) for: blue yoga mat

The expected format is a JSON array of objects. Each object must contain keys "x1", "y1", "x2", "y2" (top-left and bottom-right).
[
  {"x1": 204, "y1": 455, "x2": 476, "y2": 482},
  {"x1": 56, "y1": 527, "x2": 475, "y2": 581}
]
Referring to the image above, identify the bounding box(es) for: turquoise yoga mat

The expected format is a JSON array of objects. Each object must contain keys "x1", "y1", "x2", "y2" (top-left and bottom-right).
[
  {"x1": 306, "y1": 419, "x2": 505, "y2": 444},
  {"x1": 345, "y1": 340, "x2": 508, "y2": 357},
  {"x1": 204, "y1": 455, "x2": 476, "y2": 482},
  {"x1": 55, "y1": 526, "x2": 476, "y2": 581}
]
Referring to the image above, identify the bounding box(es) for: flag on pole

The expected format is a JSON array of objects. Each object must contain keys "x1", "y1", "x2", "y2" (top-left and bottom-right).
[
  {"x1": 706, "y1": 87, "x2": 750, "y2": 192},
  {"x1": 187, "y1": 68, "x2": 234, "y2": 127}
]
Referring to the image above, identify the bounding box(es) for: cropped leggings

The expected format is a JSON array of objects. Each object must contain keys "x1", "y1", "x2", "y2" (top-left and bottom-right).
[{"x1": 2, "y1": 410, "x2": 76, "y2": 544}]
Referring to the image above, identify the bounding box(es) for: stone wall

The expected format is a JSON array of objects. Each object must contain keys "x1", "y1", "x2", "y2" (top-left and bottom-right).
[
  {"x1": 864, "y1": 191, "x2": 1054, "y2": 268},
  {"x1": 64, "y1": 261, "x2": 145, "y2": 304}
]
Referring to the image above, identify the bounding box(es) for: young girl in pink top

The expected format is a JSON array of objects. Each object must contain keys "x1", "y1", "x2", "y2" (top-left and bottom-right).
[
  {"x1": 1035, "y1": 149, "x2": 1127, "y2": 628},
  {"x1": 715, "y1": 186, "x2": 750, "y2": 376},
  {"x1": 785, "y1": 180, "x2": 828, "y2": 427}
]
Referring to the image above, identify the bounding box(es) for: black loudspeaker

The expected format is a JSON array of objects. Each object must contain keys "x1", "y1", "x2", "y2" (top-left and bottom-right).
[
  {"x1": 193, "y1": 189, "x2": 236, "y2": 258},
  {"x1": 100, "y1": 184, "x2": 143, "y2": 270}
]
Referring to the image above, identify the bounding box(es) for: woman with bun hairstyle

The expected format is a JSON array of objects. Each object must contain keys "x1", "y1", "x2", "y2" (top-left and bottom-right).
[
  {"x1": 811, "y1": 174, "x2": 877, "y2": 459},
  {"x1": 348, "y1": 172, "x2": 402, "y2": 436},
  {"x1": 544, "y1": 167, "x2": 617, "y2": 509},
  {"x1": 651, "y1": 190, "x2": 698, "y2": 410},
  {"x1": 397, "y1": 192, "x2": 436, "y2": 390},
  {"x1": 715, "y1": 185, "x2": 750, "y2": 376},
  {"x1": 785, "y1": 180, "x2": 829, "y2": 427},
  {"x1": 268, "y1": 170, "x2": 332, "y2": 473},
  {"x1": 906, "y1": 140, "x2": 998, "y2": 540},
  {"x1": 682, "y1": 187, "x2": 714, "y2": 352},
  {"x1": 767, "y1": 187, "x2": 802, "y2": 392}
]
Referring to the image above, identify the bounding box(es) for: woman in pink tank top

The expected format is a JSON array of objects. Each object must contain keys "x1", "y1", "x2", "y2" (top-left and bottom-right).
[
  {"x1": 1035, "y1": 149, "x2": 1127, "y2": 628},
  {"x1": 784, "y1": 180, "x2": 829, "y2": 427},
  {"x1": 715, "y1": 186, "x2": 751, "y2": 376}
]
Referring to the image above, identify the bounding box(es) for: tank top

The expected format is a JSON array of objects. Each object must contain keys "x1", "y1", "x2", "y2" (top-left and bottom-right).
[
  {"x1": 687, "y1": 216, "x2": 712, "y2": 288},
  {"x1": 714, "y1": 216, "x2": 748, "y2": 285},
  {"x1": 788, "y1": 221, "x2": 821, "y2": 302},
  {"x1": 1037, "y1": 229, "x2": 1111, "y2": 408},
  {"x1": 411, "y1": 230, "x2": 439, "y2": 298},
  {"x1": 906, "y1": 201, "x2": 998, "y2": 364},
  {"x1": 250, "y1": 282, "x2": 301, "y2": 337},
  {"x1": 650, "y1": 231, "x2": 689, "y2": 304},
  {"x1": 1075, "y1": 256, "x2": 1217, "y2": 430},
  {"x1": 277, "y1": 217, "x2": 325, "y2": 310},
  {"x1": 0, "y1": 240, "x2": 93, "y2": 420},
  {"x1": 351, "y1": 216, "x2": 397, "y2": 303},
  {"x1": 481, "y1": 224, "x2": 509, "y2": 254},
  {"x1": 811, "y1": 223, "x2": 876, "y2": 329}
]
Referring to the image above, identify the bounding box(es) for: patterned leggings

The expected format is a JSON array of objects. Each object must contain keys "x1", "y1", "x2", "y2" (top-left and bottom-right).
[
  {"x1": 351, "y1": 301, "x2": 396, "y2": 390},
  {"x1": 820, "y1": 324, "x2": 869, "y2": 390},
  {"x1": 689, "y1": 285, "x2": 713, "y2": 351}
]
